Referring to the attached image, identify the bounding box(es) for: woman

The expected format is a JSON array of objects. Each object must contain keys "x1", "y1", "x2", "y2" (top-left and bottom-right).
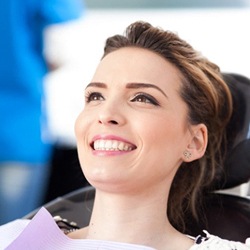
[{"x1": 0, "y1": 21, "x2": 249, "y2": 250}]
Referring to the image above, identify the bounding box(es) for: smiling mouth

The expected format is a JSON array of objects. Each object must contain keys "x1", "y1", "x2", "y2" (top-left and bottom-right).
[{"x1": 91, "y1": 139, "x2": 136, "y2": 151}]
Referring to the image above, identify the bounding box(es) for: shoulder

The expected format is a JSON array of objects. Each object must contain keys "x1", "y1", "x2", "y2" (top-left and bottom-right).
[
  {"x1": 0, "y1": 219, "x2": 29, "y2": 249},
  {"x1": 190, "y1": 231, "x2": 250, "y2": 250}
]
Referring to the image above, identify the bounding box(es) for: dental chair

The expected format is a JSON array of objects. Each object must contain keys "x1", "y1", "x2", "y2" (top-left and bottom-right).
[{"x1": 24, "y1": 73, "x2": 250, "y2": 242}]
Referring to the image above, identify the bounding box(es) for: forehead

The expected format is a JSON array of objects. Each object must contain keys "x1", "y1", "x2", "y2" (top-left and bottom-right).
[
  {"x1": 92, "y1": 47, "x2": 181, "y2": 93},
  {"x1": 98, "y1": 47, "x2": 174, "y2": 71}
]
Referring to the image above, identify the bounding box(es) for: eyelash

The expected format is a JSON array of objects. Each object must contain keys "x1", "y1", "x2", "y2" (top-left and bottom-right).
[
  {"x1": 85, "y1": 91, "x2": 160, "y2": 106},
  {"x1": 130, "y1": 93, "x2": 160, "y2": 106},
  {"x1": 85, "y1": 91, "x2": 104, "y2": 103}
]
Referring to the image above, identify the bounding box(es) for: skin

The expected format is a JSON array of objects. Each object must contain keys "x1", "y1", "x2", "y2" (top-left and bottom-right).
[{"x1": 74, "y1": 47, "x2": 207, "y2": 250}]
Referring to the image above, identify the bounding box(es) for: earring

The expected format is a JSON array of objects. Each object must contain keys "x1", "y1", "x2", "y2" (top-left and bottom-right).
[{"x1": 183, "y1": 150, "x2": 191, "y2": 159}]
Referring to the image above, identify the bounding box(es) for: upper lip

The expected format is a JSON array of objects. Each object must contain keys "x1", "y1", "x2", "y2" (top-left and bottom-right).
[{"x1": 90, "y1": 134, "x2": 137, "y2": 150}]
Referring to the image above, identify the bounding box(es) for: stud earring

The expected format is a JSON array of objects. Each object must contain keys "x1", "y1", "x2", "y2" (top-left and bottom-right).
[{"x1": 183, "y1": 150, "x2": 191, "y2": 159}]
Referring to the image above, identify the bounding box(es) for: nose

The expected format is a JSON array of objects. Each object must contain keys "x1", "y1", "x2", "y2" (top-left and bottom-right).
[
  {"x1": 99, "y1": 118, "x2": 118, "y2": 125},
  {"x1": 98, "y1": 103, "x2": 125, "y2": 126}
]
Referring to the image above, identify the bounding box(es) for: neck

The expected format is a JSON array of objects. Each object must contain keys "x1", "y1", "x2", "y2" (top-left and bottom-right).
[{"x1": 84, "y1": 185, "x2": 179, "y2": 248}]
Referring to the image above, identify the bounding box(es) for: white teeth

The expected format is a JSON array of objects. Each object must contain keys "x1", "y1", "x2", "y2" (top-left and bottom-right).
[
  {"x1": 93, "y1": 140, "x2": 134, "y2": 151},
  {"x1": 118, "y1": 142, "x2": 125, "y2": 151},
  {"x1": 99, "y1": 140, "x2": 105, "y2": 149}
]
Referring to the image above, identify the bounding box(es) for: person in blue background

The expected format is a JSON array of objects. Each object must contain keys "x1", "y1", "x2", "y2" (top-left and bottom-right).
[{"x1": 0, "y1": 0, "x2": 85, "y2": 224}]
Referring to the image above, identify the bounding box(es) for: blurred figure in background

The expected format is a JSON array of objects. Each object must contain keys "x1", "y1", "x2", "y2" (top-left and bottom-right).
[{"x1": 0, "y1": 0, "x2": 85, "y2": 224}]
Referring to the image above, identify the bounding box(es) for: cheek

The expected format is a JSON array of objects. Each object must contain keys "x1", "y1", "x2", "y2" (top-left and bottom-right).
[
  {"x1": 74, "y1": 112, "x2": 91, "y2": 163},
  {"x1": 74, "y1": 110, "x2": 96, "y2": 155},
  {"x1": 74, "y1": 113, "x2": 91, "y2": 176},
  {"x1": 74, "y1": 112, "x2": 83, "y2": 140},
  {"x1": 140, "y1": 115, "x2": 187, "y2": 158},
  {"x1": 74, "y1": 110, "x2": 91, "y2": 138},
  {"x1": 139, "y1": 116, "x2": 174, "y2": 143}
]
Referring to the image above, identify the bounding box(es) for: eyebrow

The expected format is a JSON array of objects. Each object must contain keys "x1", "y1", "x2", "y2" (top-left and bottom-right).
[
  {"x1": 85, "y1": 82, "x2": 168, "y2": 98},
  {"x1": 126, "y1": 82, "x2": 168, "y2": 98},
  {"x1": 85, "y1": 82, "x2": 107, "y2": 89}
]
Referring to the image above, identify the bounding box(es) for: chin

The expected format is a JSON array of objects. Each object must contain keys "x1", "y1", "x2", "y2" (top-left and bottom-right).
[{"x1": 86, "y1": 173, "x2": 131, "y2": 193}]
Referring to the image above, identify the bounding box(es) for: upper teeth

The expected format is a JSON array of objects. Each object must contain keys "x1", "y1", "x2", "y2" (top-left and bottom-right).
[{"x1": 93, "y1": 140, "x2": 134, "y2": 151}]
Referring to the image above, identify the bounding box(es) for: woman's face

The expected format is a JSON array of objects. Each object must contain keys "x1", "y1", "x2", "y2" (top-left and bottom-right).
[{"x1": 75, "y1": 47, "x2": 193, "y2": 194}]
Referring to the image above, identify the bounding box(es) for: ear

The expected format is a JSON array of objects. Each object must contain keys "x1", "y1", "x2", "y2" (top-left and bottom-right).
[{"x1": 182, "y1": 124, "x2": 208, "y2": 162}]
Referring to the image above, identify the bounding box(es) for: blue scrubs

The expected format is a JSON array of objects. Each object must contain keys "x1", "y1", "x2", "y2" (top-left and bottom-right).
[{"x1": 0, "y1": 0, "x2": 84, "y2": 223}]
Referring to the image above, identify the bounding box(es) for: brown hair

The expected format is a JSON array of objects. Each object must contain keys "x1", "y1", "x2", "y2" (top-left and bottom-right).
[{"x1": 102, "y1": 21, "x2": 233, "y2": 232}]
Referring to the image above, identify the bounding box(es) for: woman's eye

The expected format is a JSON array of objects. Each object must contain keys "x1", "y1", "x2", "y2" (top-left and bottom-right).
[
  {"x1": 130, "y1": 93, "x2": 159, "y2": 106},
  {"x1": 85, "y1": 92, "x2": 104, "y2": 103}
]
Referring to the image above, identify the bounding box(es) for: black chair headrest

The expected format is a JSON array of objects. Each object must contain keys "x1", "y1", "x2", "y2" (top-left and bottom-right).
[{"x1": 213, "y1": 73, "x2": 250, "y2": 190}]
